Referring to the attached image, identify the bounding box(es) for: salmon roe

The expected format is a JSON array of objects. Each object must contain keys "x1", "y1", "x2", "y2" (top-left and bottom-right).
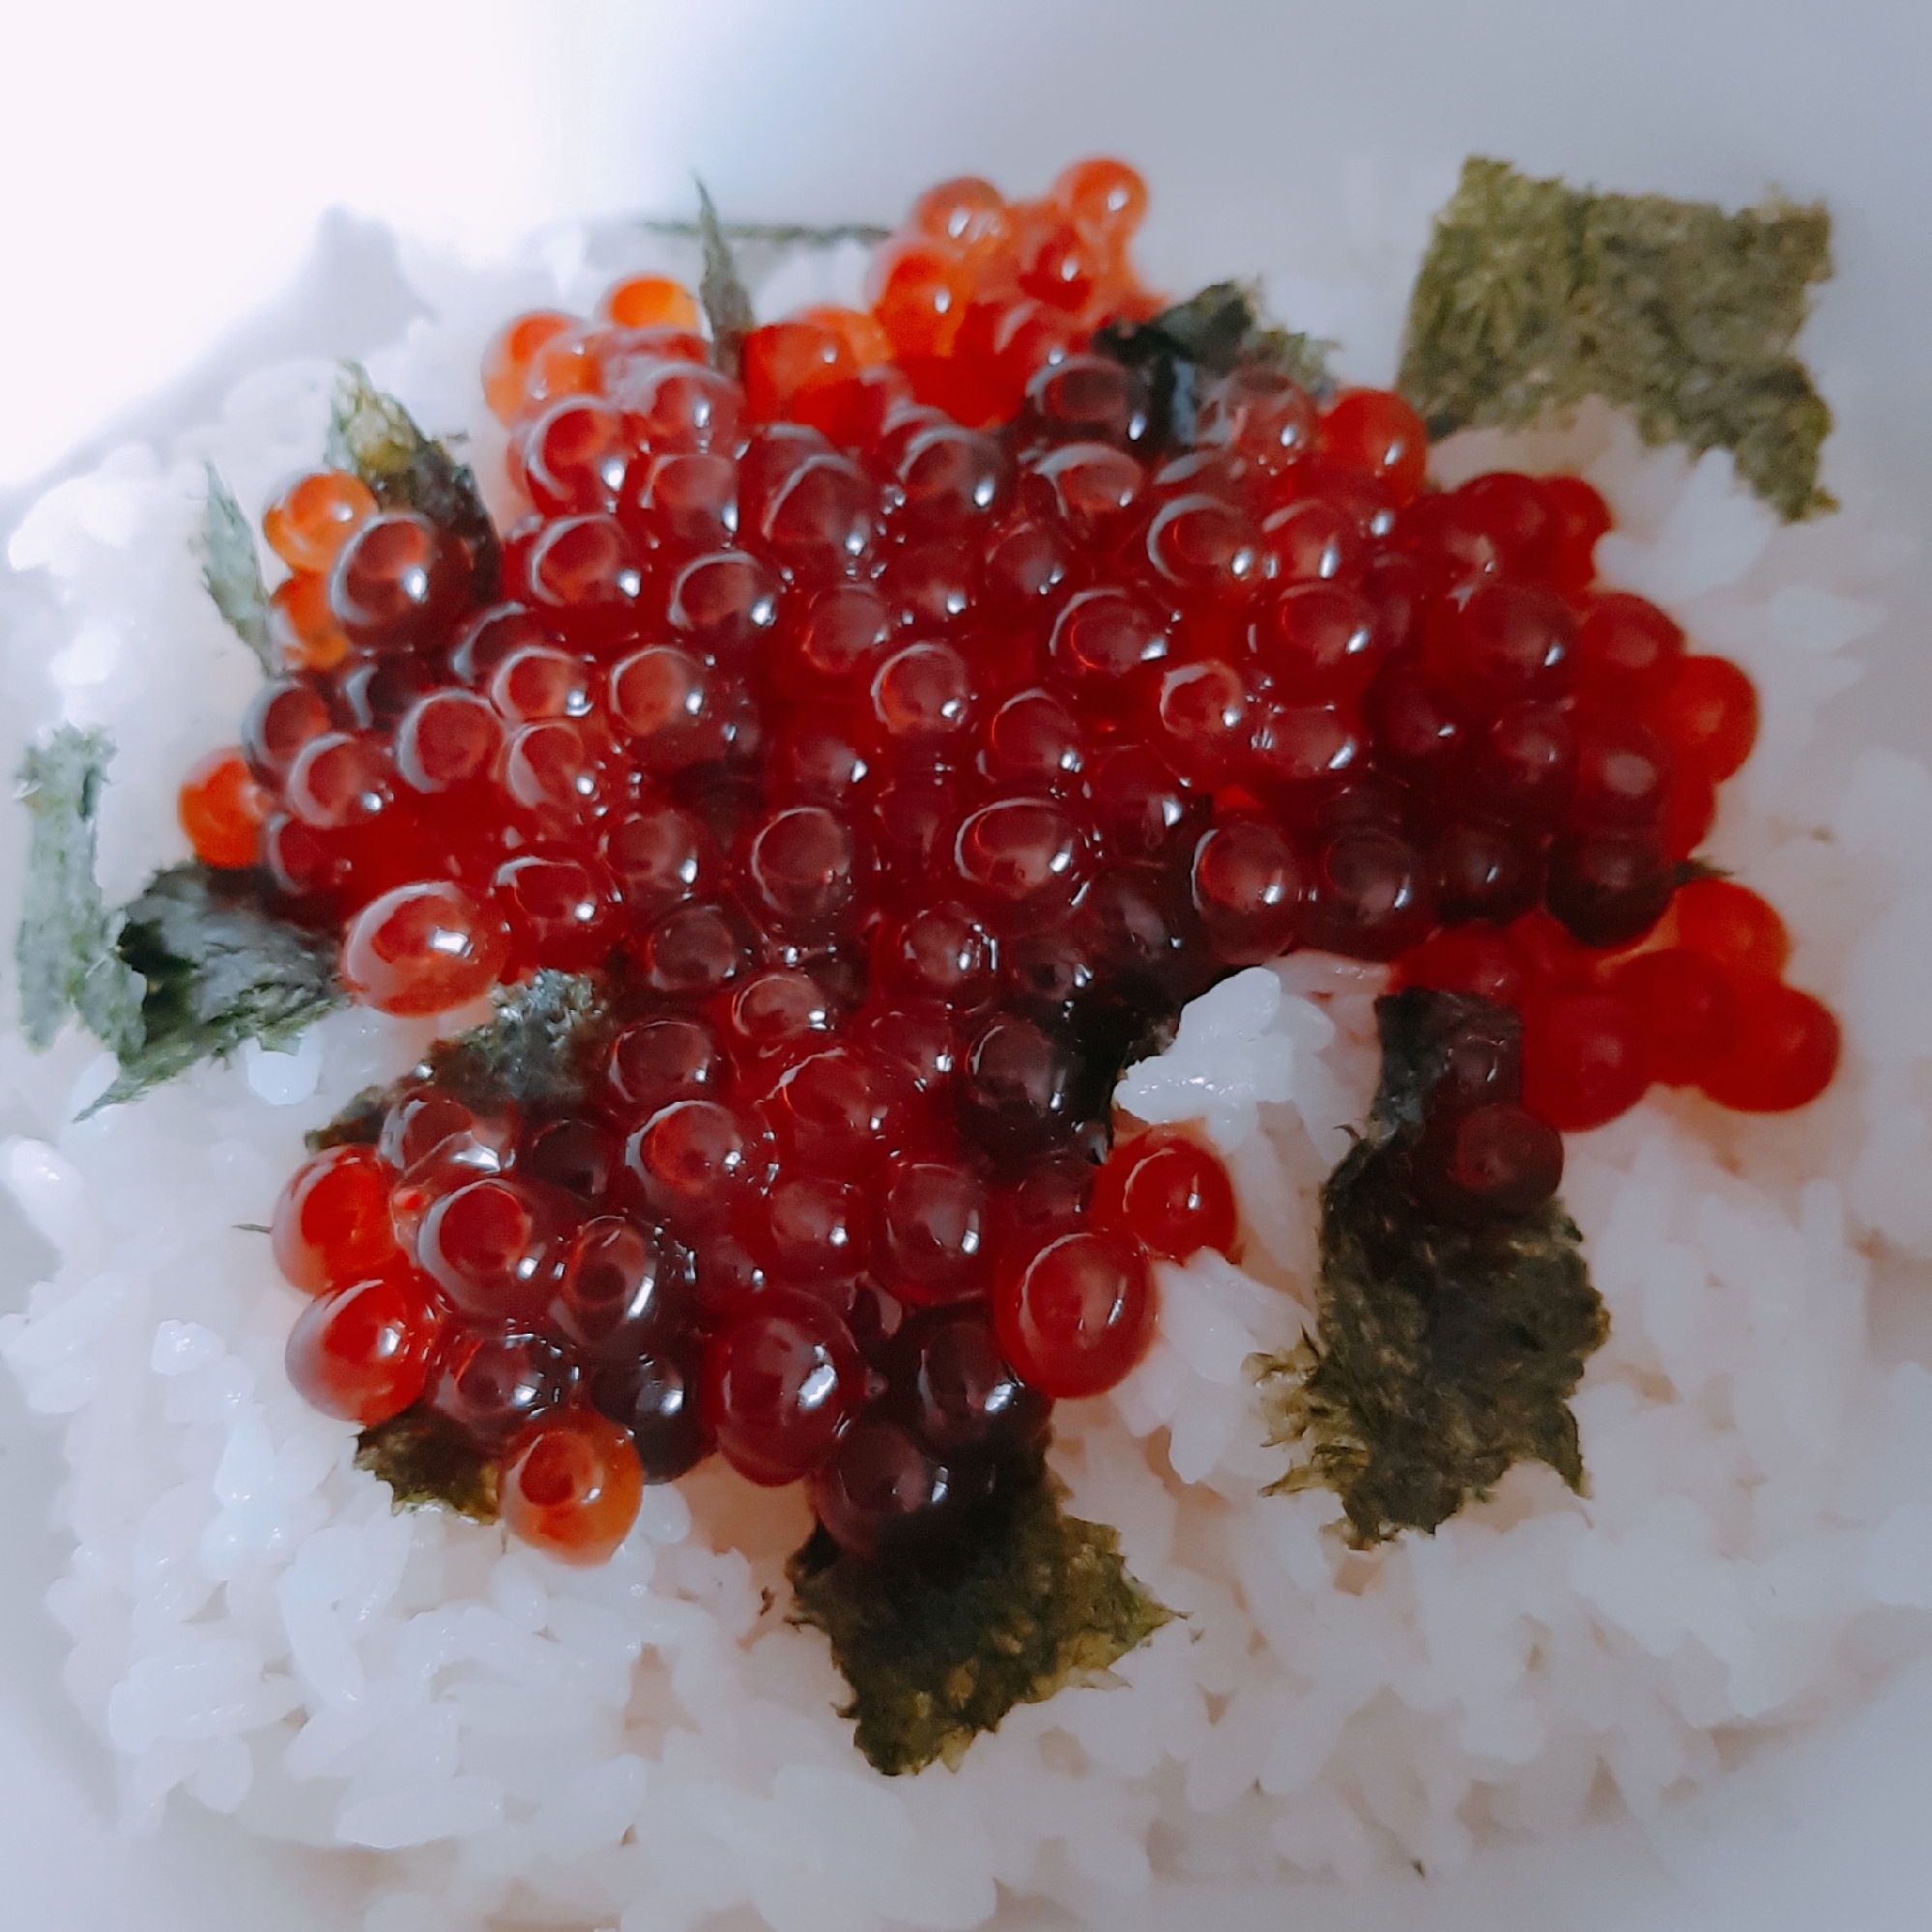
[
  {"x1": 178, "y1": 746, "x2": 268, "y2": 869},
  {"x1": 263, "y1": 471, "x2": 379, "y2": 574},
  {"x1": 219, "y1": 159, "x2": 1836, "y2": 1567},
  {"x1": 599, "y1": 276, "x2": 700, "y2": 333},
  {"x1": 501, "y1": 1409, "x2": 644, "y2": 1564}
]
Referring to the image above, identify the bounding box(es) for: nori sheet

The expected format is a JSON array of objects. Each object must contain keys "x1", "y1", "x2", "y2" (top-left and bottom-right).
[
  {"x1": 1256, "y1": 991, "x2": 1608, "y2": 1546},
  {"x1": 1399, "y1": 156, "x2": 1833, "y2": 520}
]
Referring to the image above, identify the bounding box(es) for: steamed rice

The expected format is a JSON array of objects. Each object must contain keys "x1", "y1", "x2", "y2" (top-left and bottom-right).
[{"x1": 1, "y1": 216, "x2": 1928, "y2": 1932}]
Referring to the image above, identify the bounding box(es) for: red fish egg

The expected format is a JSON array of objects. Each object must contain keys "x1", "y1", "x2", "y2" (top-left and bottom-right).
[
  {"x1": 549, "y1": 1216, "x2": 683, "y2": 1357},
  {"x1": 501, "y1": 1409, "x2": 645, "y2": 1566},
  {"x1": 809, "y1": 1419, "x2": 969, "y2": 1561},
  {"x1": 284, "y1": 1267, "x2": 442, "y2": 1426},
  {"x1": 1697, "y1": 977, "x2": 1839, "y2": 1112},
  {"x1": 269, "y1": 570, "x2": 352, "y2": 673},
  {"x1": 330, "y1": 512, "x2": 469, "y2": 651},
  {"x1": 340, "y1": 879, "x2": 510, "y2": 1016},
  {"x1": 428, "y1": 1326, "x2": 574, "y2": 1447},
  {"x1": 271, "y1": 1143, "x2": 403, "y2": 1296},
  {"x1": 418, "y1": 1176, "x2": 557, "y2": 1323},
  {"x1": 1316, "y1": 389, "x2": 1427, "y2": 505},
  {"x1": 1673, "y1": 877, "x2": 1791, "y2": 979},
  {"x1": 1611, "y1": 947, "x2": 1739, "y2": 1087},
  {"x1": 878, "y1": 1161, "x2": 994, "y2": 1306},
  {"x1": 701, "y1": 1289, "x2": 866, "y2": 1485},
  {"x1": 178, "y1": 746, "x2": 267, "y2": 869},
  {"x1": 625, "y1": 1099, "x2": 763, "y2": 1228},
  {"x1": 481, "y1": 310, "x2": 578, "y2": 424},
  {"x1": 1648, "y1": 654, "x2": 1759, "y2": 781},
  {"x1": 1191, "y1": 818, "x2": 1305, "y2": 965},
  {"x1": 587, "y1": 1339, "x2": 710, "y2": 1485},
  {"x1": 394, "y1": 690, "x2": 503, "y2": 793},
  {"x1": 263, "y1": 470, "x2": 378, "y2": 574},
  {"x1": 1520, "y1": 988, "x2": 1651, "y2": 1132},
  {"x1": 993, "y1": 1228, "x2": 1155, "y2": 1400},
  {"x1": 598, "y1": 275, "x2": 699, "y2": 332},
  {"x1": 953, "y1": 796, "x2": 1088, "y2": 917},
  {"x1": 1435, "y1": 1103, "x2": 1565, "y2": 1218},
  {"x1": 606, "y1": 1016, "x2": 728, "y2": 1117},
  {"x1": 1093, "y1": 1130, "x2": 1236, "y2": 1261}
]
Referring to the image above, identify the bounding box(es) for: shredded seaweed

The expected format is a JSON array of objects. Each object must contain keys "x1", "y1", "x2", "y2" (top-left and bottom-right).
[
  {"x1": 1399, "y1": 156, "x2": 1833, "y2": 520},
  {"x1": 1095, "y1": 280, "x2": 1336, "y2": 452},
  {"x1": 1255, "y1": 990, "x2": 1608, "y2": 1546},
  {"x1": 326, "y1": 364, "x2": 501, "y2": 596},
  {"x1": 305, "y1": 968, "x2": 608, "y2": 1155},
  {"x1": 695, "y1": 182, "x2": 756, "y2": 381},
  {"x1": 86, "y1": 865, "x2": 342, "y2": 1113},
  {"x1": 14, "y1": 728, "x2": 146, "y2": 1054},
  {"x1": 356, "y1": 1405, "x2": 500, "y2": 1523},
  {"x1": 639, "y1": 216, "x2": 890, "y2": 247},
  {"x1": 787, "y1": 1454, "x2": 1172, "y2": 1776},
  {"x1": 198, "y1": 466, "x2": 275, "y2": 676}
]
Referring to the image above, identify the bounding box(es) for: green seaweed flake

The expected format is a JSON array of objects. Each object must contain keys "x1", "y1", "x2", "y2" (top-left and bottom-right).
[
  {"x1": 198, "y1": 466, "x2": 275, "y2": 676},
  {"x1": 356, "y1": 1405, "x2": 500, "y2": 1523},
  {"x1": 1399, "y1": 156, "x2": 1833, "y2": 519},
  {"x1": 326, "y1": 364, "x2": 501, "y2": 595},
  {"x1": 1255, "y1": 990, "x2": 1608, "y2": 1547},
  {"x1": 787, "y1": 1456, "x2": 1172, "y2": 1776},
  {"x1": 305, "y1": 967, "x2": 608, "y2": 1158},
  {"x1": 640, "y1": 216, "x2": 890, "y2": 248},
  {"x1": 695, "y1": 183, "x2": 756, "y2": 380},
  {"x1": 1096, "y1": 280, "x2": 1336, "y2": 452},
  {"x1": 14, "y1": 728, "x2": 146, "y2": 1054},
  {"x1": 413, "y1": 966, "x2": 609, "y2": 1111},
  {"x1": 88, "y1": 864, "x2": 342, "y2": 1113}
]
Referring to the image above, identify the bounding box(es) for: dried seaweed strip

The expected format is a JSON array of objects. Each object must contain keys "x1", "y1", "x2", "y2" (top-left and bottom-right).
[
  {"x1": 199, "y1": 466, "x2": 275, "y2": 676},
  {"x1": 14, "y1": 728, "x2": 145, "y2": 1054},
  {"x1": 1256, "y1": 990, "x2": 1608, "y2": 1546},
  {"x1": 696, "y1": 183, "x2": 756, "y2": 380},
  {"x1": 788, "y1": 1456, "x2": 1171, "y2": 1776},
  {"x1": 357, "y1": 1406, "x2": 500, "y2": 1523},
  {"x1": 1096, "y1": 280, "x2": 1336, "y2": 452},
  {"x1": 90, "y1": 864, "x2": 342, "y2": 1112},
  {"x1": 327, "y1": 364, "x2": 501, "y2": 595},
  {"x1": 305, "y1": 967, "x2": 611, "y2": 1157},
  {"x1": 1399, "y1": 157, "x2": 1833, "y2": 519}
]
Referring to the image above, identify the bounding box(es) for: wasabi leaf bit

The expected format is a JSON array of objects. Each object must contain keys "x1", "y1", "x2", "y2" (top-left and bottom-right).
[
  {"x1": 787, "y1": 1455, "x2": 1172, "y2": 1777},
  {"x1": 696, "y1": 181, "x2": 756, "y2": 380},
  {"x1": 1096, "y1": 280, "x2": 1336, "y2": 452},
  {"x1": 198, "y1": 466, "x2": 275, "y2": 676},
  {"x1": 14, "y1": 728, "x2": 145, "y2": 1054},
  {"x1": 90, "y1": 865, "x2": 342, "y2": 1113},
  {"x1": 1255, "y1": 991, "x2": 1608, "y2": 1547},
  {"x1": 1399, "y1": 156, "x2": 1833, "y2": 520},
  {"x1": 326, "y1": 364, "x2": 501, "y2": 596}
]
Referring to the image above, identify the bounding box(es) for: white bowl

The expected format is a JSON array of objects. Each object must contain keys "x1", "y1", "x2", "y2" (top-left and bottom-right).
[{"x1": 4, "y1": 3, "x2": 1930, "y2": 1927}]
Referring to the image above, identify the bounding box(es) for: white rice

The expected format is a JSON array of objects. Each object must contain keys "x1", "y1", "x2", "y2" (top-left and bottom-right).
[{"x1": 2, "y1": 218, "x2": 1930, "y2": 1932}]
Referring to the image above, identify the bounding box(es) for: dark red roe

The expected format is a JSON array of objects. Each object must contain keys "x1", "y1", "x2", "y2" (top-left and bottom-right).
[{"x1": 228, "y1": 157, "x2": 1837, "y2": 1569}]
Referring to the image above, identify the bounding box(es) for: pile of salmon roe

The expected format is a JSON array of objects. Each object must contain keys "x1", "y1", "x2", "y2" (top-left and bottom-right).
[{"x1": 177, "y1": 159, "x2": 1839, "y2": 1566}]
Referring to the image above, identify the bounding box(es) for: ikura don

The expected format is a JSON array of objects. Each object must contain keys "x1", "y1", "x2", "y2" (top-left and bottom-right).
[{"x1": 172, "y1": 159, "x2": 1839, "y2": 1570}]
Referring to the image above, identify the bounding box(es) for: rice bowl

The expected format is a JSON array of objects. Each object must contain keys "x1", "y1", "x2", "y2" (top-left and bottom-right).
[{"x1": 5, "y1": 7, "x2": 1932, "y2": 1931}]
